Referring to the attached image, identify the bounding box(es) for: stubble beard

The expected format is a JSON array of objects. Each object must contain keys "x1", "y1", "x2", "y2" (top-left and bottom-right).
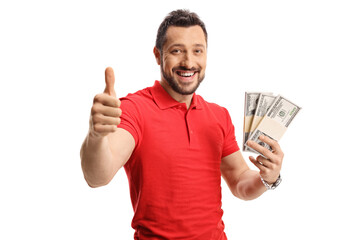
[{"x1": 161, "y1": 60, "x2": 205, "y2": 95}]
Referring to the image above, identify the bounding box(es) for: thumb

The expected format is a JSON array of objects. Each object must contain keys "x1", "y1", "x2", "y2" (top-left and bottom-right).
[{"x1": 104, "y1": 67, "x2": 117, "y2": 97}]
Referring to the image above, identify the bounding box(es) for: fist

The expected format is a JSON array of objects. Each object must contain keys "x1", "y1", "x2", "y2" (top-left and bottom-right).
[{"x1": 89, "y1": 67, "x2": 122, "y2": 137}]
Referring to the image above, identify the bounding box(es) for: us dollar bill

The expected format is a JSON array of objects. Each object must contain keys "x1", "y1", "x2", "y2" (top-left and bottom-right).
[
  {"x1": 265, "y1": 95, "x2": 301, "y2": 127},
  {"x1": 243, "y1": 92, "x2": 262, "y2": 151},
  {"x1": 246, "y1": 93, "x2": 276, "y2": 152},
  {"x1": 245, "y1": 95, "x2": 301, "y2": 156},
  {"x1": 247, "y1": 129, "x2": 275, "y2": 153}
]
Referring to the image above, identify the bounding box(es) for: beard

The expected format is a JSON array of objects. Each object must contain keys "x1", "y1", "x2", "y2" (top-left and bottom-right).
[{"x1": 161, "y1": 61, "x2": 205, "y2": 95}]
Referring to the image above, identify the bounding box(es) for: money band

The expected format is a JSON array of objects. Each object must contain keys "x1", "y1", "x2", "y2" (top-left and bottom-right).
[{"x1": 257, "y1": 116, "x2": 287, "y2": 141}]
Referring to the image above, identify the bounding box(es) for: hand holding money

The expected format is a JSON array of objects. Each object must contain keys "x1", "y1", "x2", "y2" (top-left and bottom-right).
[
  {"x1": 244, "y1": 93, "x2": 301, "y2": 155},
  {"x1": 243, "y1": 92, "x2": 301, "y2": 184},
  {"x1": 247, "y1": 135, "x2": 284, "y2": 184}
]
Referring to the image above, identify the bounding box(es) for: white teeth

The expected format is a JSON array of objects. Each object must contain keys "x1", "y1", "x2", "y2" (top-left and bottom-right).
[{"x1": 179, "y1": 72, "x2": 195, "y2": 77}]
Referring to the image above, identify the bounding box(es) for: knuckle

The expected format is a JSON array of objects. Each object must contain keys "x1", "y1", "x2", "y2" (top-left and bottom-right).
[
  {"x1": 107, "y1": 97, "x2": 117, "y2": 107},
  {"x1": 93, "y1": 94, "x2": 102, "y2": 103},
  {"x1": 113, "y1": 108, "x2": 121, "y2": 117},
  {"x1": 274, "y1": 153, "x2": 283, "y2": 163},
  {"x1": 268, "y1": 163, "x2": 275, "y2": 170},
  {"x1": 265, "y1": 149, "x2": 272, "y2": 156},
  {"x1": 116, "y1": 99, "x2": 121, "y2": 108},
  {"x1": 93, "y1": 124, "x2": 102, "y2": 133},
  {"x1": 260, "y1": 148, "x2": 271, "y2": 157},
  {"x1": 252, "y1": 144, "x2": 262, "y2": 154},
  {"x1": 262, "y1": 169, "x2": 270, "y2": 175},
  {"x1": 272, "y1": 158, "x2": 280, "y2": 165},
  {"x1": 92, "y1": 113, "x2": 102, "y2": 123},
  {"x1": 91, "y1": 103, "x2": 101, "y2": 114},
  {"x1": 91, "y1": 105, "x2": 96, "y2": 114}
]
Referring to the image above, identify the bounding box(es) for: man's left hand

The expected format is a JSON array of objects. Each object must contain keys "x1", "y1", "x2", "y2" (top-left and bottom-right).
[{"x1": 247, "y1": 135, "x2": 284, "y2": 184}]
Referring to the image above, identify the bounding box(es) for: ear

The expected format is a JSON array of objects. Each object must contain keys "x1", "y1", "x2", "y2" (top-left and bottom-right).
[{"x1": 153, "y1": 47, "x2": 161, "y2": 65}]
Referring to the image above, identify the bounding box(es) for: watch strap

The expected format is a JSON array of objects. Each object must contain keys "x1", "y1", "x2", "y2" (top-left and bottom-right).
[{"x1": 260, "y1": 174, "x2": 282, "y2": 190}]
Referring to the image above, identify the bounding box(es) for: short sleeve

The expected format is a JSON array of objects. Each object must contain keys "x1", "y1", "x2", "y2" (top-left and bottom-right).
[
  {"x1": 117, "y1": 96, "x2": 142, "y2": 147},
  {"x1": 221, "y1": 108, "x2": 240, "y2": 158}
]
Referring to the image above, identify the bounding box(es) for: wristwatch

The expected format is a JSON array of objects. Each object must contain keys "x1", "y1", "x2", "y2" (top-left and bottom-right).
[{"x1": 260, "y1": 174, "x2": 282, "y2": 190}]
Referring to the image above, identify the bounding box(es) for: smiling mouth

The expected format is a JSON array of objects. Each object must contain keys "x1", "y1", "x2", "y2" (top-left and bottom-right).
[{"x1": 175, "y1": 70, "x2": 198, "y2": 78}]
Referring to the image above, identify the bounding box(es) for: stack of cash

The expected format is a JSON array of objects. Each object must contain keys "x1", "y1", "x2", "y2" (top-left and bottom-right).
[{"x1": 243, "y1": 92, "x2": 301, "y2": 155}]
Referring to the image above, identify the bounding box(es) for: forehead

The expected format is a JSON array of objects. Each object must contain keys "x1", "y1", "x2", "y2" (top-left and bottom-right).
[{"x1": 163, "y1": 25, "x2": 207, "y2": 48}]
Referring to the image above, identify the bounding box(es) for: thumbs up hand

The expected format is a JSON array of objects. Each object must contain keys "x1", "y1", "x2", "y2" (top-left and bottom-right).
[
  {"x1": 103, "y1": 67, "x2": 117, "y2": 97},
  {"x1": 89, "y1": 67, "x2": 122, "y2": 137}
]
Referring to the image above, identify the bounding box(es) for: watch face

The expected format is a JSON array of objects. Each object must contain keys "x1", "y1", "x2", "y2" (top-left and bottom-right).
[{"x1": 273, "y1": 177, "x2": 282, "y2": 188}]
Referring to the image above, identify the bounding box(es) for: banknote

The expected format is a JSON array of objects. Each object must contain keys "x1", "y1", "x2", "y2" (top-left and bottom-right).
[
  {"x1": 247, "y1": 129, "x2": 275, "y2": 152},
  {"x1": 244, "y1": 95, "x2": 301, "y2": 156},
  {"x1": 246, "y1": 93, "x2": 276, "y2": 152},
  {"x1": 243, "y1": 92, "x2": 271, "y2": 151}
]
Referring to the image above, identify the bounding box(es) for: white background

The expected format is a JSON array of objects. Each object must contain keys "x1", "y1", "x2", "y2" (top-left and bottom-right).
[{"x1": 1, "y1": 0, "x2": 359, "y2": 239}]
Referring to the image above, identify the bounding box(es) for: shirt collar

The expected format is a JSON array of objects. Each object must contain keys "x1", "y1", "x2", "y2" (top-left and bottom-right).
[{"x1": 150, "y1": 81, "x2": 202, "y2": 110}]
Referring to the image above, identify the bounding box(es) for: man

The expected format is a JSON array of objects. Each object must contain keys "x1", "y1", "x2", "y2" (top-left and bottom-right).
[{"x1": 80, "y1": 9, "x2": 283, "y2": 240}]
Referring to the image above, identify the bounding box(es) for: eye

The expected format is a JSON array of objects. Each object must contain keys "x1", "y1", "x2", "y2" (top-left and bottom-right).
[
  {"x1": 171, "y1": 49, "x2": 181, "y2": 54},
  {"x1": 194, "y1": 49, "x2": 203, "y2": 54}
]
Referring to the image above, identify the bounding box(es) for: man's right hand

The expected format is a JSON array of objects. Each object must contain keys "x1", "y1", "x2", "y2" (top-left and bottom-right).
[
  {"x1": 89, "y1": 67, "x2": 122, "y2": 138},
  {"x1": 81, "y1": 67, "x2": 135, "y2": 187}
]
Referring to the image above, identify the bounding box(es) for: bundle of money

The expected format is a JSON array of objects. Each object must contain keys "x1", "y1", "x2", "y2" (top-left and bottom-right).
[{"x1": 243, "y1": 92, "x2": 301, "y2": 155}]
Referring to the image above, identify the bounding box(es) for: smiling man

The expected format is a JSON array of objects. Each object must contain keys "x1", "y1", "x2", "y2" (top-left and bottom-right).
[
  {"x1": 81, "y1": 9, "x2": 284, "y2": 240},
  {"x1": 156, "y1": 24, "x2": 206, "y2": 99}
]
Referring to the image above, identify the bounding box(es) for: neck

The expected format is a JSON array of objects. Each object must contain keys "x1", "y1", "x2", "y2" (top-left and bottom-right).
[{"x1": 159, "y1": 80, "x2": 193, "y2": 109}]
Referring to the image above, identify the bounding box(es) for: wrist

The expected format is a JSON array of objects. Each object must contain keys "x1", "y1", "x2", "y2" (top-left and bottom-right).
[
  {"x1": 260, "y1": 174, "x2": 282, "y2": 190},
  {"x1": 88, "y1": 129, "x2": 107, "y2": 140}
]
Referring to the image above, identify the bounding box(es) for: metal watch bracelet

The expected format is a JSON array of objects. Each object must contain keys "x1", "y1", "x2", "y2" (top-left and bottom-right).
[{"x1": 260, "y1": 174, "x2": 282, "y2": 190}]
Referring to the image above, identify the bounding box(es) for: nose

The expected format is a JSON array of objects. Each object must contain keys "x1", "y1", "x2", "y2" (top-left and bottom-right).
[{"x1": 180, "y1": 52, "x2": 194, "y2": 69}]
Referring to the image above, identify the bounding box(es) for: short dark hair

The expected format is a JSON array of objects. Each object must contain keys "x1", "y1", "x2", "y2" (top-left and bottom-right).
[{"x1": 155, "y1": 9, "x2": 208, "y2": 52}]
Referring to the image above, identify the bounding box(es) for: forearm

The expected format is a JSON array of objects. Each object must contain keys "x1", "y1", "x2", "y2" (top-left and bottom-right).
[
  {"x1": 80, "y1": 133, "x2": 115, "y2": 188},
  {"x1": 234, "y1": 169, "x2": 267, "y2": 201}
]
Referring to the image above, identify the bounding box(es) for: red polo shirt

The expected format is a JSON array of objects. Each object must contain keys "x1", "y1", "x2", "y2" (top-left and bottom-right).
[{"x1": 118, "y1": 81, "x2": 239, "y2": 240}]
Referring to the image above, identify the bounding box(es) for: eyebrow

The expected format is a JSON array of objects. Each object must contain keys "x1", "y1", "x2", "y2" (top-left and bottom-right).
[
  {"x1": 169, "y1": 43, "x2": 206, "y2": 48},
  {"x1": 194, "y1": 44, "x2": 206, "y2": 48}
]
